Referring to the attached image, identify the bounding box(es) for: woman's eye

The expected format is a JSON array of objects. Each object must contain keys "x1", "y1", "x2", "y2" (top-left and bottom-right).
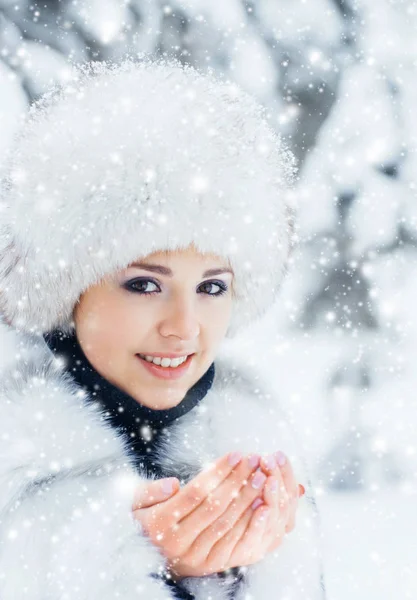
[
  {"x1": 199, "y1": 281, "x2": 228, "y2": 296},
  {"x1": 123, "y1": 278, "x2": 228, "y2": 296},
  {"x1": 124, "y1": 279, "x2": 159, "y2": 294}
]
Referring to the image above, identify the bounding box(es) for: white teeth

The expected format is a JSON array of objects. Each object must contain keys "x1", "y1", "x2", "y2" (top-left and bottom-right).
[
  {"x1": 139, "y1": 354, "x2": 189, "y2": 368},
  {"x1": 169, "y1": 357, "x2": 183, "y2": 367}
]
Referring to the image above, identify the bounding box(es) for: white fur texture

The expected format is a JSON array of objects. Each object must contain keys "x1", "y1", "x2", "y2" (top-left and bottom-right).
[
  {"x1": 0, "y1": 57, "x2": 296, "y2": 338},
  {"x1": 0, "y1": 322, "x2": 326, "y2": 598}
]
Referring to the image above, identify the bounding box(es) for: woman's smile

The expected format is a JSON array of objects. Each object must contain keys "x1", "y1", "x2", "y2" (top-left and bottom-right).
[{"x1": 136, "y1": 352, "x2": 195, "y2": 380}]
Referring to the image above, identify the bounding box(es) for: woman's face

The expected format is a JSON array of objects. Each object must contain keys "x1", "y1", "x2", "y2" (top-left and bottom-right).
[{"x1": 73, "y1": 243, "x2": 234, "y2": 410}]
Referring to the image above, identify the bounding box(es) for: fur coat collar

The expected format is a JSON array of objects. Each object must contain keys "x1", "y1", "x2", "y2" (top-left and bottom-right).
[{"x1": 0, "y1": 321, "x2": 327, "y2": 599}]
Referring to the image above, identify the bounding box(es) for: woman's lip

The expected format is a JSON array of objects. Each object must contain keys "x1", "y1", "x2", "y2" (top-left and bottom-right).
[
  {"x1": 138, "y1": 352, "x2": 195, "y2": 359},
  {"x1": 136, "y1": 353, "x2": 194, "y2": 380}
]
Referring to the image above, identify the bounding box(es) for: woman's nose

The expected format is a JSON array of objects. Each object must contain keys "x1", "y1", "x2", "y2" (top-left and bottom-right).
[{"x1": 159, "y1": 301, "x2": 200, "y2": 340}]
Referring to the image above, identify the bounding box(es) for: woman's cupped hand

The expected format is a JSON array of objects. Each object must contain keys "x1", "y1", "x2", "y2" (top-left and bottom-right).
[{"x1": 131, "y1": 451, "x2": 305, "y2": 581}]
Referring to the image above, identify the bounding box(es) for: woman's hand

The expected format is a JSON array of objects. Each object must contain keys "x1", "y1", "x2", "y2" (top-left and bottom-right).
[
  {"x1": 132, "y1": 452, "x2": 273, "y2": 579},
  {"x1": 257, "y1": 451, "x2": 304, "y2": 554},
  {"x1": 202, "y1": 451, "x2": 305, "y2": 567},
  {"x1": 131, "y1": 450, "x2": 305, "y2": 579}
]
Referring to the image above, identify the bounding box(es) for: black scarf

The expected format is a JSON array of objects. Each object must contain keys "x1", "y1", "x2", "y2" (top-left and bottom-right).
[{"x1": 43, "y1": 328, "x2": 215, "y2": 477}]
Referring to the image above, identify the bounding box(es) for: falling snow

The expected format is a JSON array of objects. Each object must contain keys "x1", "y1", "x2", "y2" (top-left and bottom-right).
[{"x1": 0, "y1": 1, "x2": 416, "y2": 599}]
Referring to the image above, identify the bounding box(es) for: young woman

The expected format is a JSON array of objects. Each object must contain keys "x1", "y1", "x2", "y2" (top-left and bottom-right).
[{"x1": 0, "y1": 58, "x2": 326, "y2": 599}]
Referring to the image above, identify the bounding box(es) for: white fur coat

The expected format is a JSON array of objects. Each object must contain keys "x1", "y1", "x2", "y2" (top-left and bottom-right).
[{"x1": 0, "y1": 321, "x2": 327, "y2": 599}]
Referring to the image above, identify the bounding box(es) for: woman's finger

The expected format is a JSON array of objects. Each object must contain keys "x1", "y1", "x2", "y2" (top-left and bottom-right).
[
  {"x1": 260, "y1": 452, "x2": 305, "y2": 499},
  {"x1": 131, "y1": 477, "x2": 180, "y2": 510},
  {"x1": 205, "y1": 505, "x2": 255, "y2": 570},
  {"x1": 163, "y1": 452, "x2": 244, "y2": 523},
  {"x1": 178, "y1": 465, "x2": 267, "y2": 567},
  {"x1": 228, "y1": 502, "x2": 271, "y2": 566},
  {"x1": 259, "y1": 453, "x2": 290, "y2": 509},
  {"x1": 274, "y1": 451, "x2": 299, "y2": 502},
  {"x1": 173, "y1": 455, "x2": 262, "y2": 552},
  {"x1": 259, "y1": 455, "x2": 290, "y2": 531},
  {"x1": 262, "y1": 475, "x2": 288, "y2": 553},
  {"x1": 139, "y1": 452, "x2": 247, "y2": 555},
  {"x1": 269, "y1": 451, "x2": 300, "y2": 534},
  {"x1": 274, "y1": 452, "x2": 300, "y2": 534}
]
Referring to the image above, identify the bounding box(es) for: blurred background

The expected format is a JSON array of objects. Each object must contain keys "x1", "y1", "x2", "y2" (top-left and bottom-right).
[{"x1": 1, "y1": 1, "x2": 416, "y2": 597}]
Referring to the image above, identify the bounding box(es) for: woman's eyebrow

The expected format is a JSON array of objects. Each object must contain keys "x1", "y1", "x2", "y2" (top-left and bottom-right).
[{"x1": 128, "y1": 262, "x2": 233, "y2": 277}]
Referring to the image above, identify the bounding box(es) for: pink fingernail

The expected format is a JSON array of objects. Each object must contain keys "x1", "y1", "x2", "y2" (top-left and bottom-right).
[
  {"x1": 275, "y1": 451, "x2": 286, "y2": 467},
  {"x1": 251, "y1": 497, "x2": 263, "y2": 510},
  {"x1": 264, "y1": 454, "x2": 276, "y2": 470},
  {"x1": 228, "y1": 452, "x2": 242, "y2": 467},
  {"x1": 248, "y1": 454, "x2": 260, "y2": 468},
  {"x1": 270, "y1": 478, "x2": 278, "y2": 493},
  {"x1": 258, "y1": 509, "x2": 270, "y2": 521},
  {"x1": 252, "y1": 470, "x2": 267, "y2": 489},
  {"x1": 162, "y1": 479, "x2": 176, "y2": 495}
]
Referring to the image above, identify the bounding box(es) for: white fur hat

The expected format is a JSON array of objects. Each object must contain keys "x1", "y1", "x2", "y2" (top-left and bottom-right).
[{"x1": 0, "y1": 57, "x2": 296, "y2": 338}]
